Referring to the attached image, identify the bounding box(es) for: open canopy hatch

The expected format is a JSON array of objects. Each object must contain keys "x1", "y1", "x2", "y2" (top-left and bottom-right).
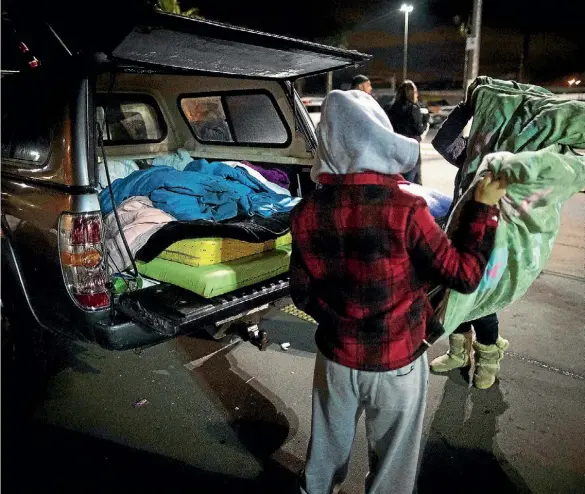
[
  {"x1": 2, "y1": 3, "x2": 371, "y2": 79},
  {"x1": 112, "y1": 13, "x2": 371, "y2": 79}
]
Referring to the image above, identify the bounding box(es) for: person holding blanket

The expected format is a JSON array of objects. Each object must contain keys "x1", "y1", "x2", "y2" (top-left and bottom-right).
[{"x1": 430, "y1": 97, "x2": 508, "y2": 390}]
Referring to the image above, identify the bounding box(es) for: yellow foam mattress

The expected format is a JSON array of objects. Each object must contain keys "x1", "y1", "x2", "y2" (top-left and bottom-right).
[{"x1": 157, "y1": 232, "x2": 292, "y2": 267}]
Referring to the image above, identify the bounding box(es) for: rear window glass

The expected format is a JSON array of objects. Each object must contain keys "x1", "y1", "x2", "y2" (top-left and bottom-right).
[
  {"x1": 179, "y1": 91, "x2": 290, "y2": 146},
  {"x1": 97, "y1": 94, "x2": 166, "y2": 145},
  {"x1": 180, "y1": 96, "x2": 232, "y2": 143}
]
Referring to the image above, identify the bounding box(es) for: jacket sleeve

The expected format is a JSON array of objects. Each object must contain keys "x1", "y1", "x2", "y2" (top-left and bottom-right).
[
  {"x1": 411, "y1": 104, "x2": 426, "y2": 137},
  {"x1": 406, "y1": 198, "x2": 499, "y2": 294},
  {"x1": 431, "y1": 102, "x2": 472, "y2": 168}
]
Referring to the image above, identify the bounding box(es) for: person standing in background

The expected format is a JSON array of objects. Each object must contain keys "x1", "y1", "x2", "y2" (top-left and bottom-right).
[
  {"x1": 351, "y1": 74, "x2": 373, "y2": 95},
  {"x1": 387, "y1": 80, "x2": 429, "y2": 185}
]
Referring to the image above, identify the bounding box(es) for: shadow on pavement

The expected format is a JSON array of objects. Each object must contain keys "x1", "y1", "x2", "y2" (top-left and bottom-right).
[
  {"x1": 259, "y1": 312, "x2": 318, "y2": 354},
  {"x1": 177, "y1": 334, "x2": 305, "y2": 494},
  {"x1": 2, "y1": 326, "x2": 101, "y2": 423},
  {"x1": 2, "y1": 421, "x2": 258, "y2": 493},
  {"x1": 417, "y1": 372, "x2": 531, "y2": 494},
  {"x1": 1, "y1": 329, "x2": 259, "y2": 493}
]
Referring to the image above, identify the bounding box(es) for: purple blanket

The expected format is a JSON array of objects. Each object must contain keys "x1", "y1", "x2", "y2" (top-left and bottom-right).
[{"x1": 243, "y1": 161, "x2": 290, "y2": 189}]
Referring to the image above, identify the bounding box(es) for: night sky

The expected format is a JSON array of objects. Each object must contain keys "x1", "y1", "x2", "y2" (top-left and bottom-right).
[
  {"x1": 346, "y1": 0, "x2": 585, "y2": 84},
  {"x1": 3, "y1": 0, "x2": 584, "y2": 85},
  {"x1": 190, "y1": 0, "x2": 585, "y2": 85}
]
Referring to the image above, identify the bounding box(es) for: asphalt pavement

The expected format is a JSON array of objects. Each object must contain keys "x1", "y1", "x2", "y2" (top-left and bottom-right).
[{"x1": 3, "y1": 141, "x2": 584, "y2": 494}]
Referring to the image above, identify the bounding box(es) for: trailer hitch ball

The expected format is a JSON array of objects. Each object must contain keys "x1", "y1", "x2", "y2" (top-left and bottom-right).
[{"x1": 246, "y1": 324, "x2": 269, "y2": 351}]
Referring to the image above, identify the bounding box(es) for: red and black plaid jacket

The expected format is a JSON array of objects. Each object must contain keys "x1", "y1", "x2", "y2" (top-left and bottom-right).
[{"x1": 290, "y1": 172, "x2": 499, "y2": 371}]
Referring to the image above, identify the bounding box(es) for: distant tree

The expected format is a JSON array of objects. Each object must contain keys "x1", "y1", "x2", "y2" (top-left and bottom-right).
[
  {"x1": 156, "y1": 0, "x2": 201, "y2": 18},
  {"x1": 317, "y1": 32, "x2": 350, "y2": 93},
  {"x1": 319, "y1": 32, "x2": 349, "y2": 50},
  {"x1": 453, "y1": 14, "x2": 469, "y2": 39}
]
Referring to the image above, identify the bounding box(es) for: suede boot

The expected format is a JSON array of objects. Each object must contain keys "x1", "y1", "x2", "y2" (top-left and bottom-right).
[
  {"x1": 430, "y1": 332, "x2": 471, "y2": 372},
  {"x1": 473, "y1": 336, "x2": 510, "y2": 389}
]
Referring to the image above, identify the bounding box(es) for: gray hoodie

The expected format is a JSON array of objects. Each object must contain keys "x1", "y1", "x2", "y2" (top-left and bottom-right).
[{"x1": 311, "y1": 90, "x2": 420, "y2": 182}]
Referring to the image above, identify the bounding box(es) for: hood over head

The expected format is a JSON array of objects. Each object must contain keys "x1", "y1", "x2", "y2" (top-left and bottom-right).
[{"x1": 311, "y1": 89, "x2": 419, "y2": 182}]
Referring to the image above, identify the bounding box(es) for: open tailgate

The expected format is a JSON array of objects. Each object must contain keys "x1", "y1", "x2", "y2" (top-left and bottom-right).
[{"x1": 116, "y1": 275, "x2": 290, "y2": 337}]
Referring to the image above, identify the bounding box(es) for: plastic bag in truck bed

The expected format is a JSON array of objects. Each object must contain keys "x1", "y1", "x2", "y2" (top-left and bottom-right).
[{"x1": 439, "y1": 78, "x2": 585, "y2": 333}]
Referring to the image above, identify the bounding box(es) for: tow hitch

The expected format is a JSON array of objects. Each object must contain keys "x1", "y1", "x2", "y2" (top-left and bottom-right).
[
  {"x1": 240, "y1": 323, "x2": 270, "y2": 351},
  {"x1": 205, "y1": 304, "x2": 272, "y2": 351}
]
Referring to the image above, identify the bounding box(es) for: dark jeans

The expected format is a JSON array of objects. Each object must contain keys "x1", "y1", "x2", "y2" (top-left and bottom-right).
[
  {"x1": 454, "y1": 313, "x2": 499, "y2": 345},
  {"x1": 403, "y1": 149, "x2": 422, "y2": 185}
]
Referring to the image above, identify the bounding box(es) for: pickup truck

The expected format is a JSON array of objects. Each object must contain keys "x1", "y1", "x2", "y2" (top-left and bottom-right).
[{"x1": 1, "y1": 6, "x2": 370, "y2": 358}]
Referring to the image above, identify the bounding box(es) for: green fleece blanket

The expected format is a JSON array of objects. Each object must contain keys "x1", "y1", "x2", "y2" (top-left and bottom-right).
[
  {"x1": 441, "y1": 78, "x2": 585, "y2": 333},
  {"x1": 464, "y1": 77, "x2": 585, "y2": 177}
]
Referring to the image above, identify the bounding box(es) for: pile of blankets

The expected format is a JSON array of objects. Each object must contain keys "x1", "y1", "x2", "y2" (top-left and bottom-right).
[
  {"x1": 99, "y1": 158, "x2": 297, "y2": 221},
  {"x1": 99, "y1": 153, "x2": 299, "y2": 272},
  {"x1": 439, "y1": 77, "x2": 585, "y2": 333}
]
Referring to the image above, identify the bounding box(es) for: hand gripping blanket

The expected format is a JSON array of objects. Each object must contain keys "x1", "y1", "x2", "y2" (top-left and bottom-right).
[{"x1": 439, "y1": 78, "x2": 585, "y2": 333}]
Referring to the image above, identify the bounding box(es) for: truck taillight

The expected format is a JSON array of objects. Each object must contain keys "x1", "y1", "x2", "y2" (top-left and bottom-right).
[
  {"x1": 69, "y1": 215, "x2": 102, "y2": 245},
  {"x1": 59, "y1": 212, "x2": 110, "y2": 310}
]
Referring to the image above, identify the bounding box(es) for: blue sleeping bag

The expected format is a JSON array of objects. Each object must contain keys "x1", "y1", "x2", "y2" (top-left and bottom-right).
[{"x1": 99, "y1": 159, "x2": 298, "y2": 221}]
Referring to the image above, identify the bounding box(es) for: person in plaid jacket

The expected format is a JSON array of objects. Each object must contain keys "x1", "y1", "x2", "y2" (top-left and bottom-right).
[{"x1": 293, "y1": 89, "x2": 506, "y2": 494}]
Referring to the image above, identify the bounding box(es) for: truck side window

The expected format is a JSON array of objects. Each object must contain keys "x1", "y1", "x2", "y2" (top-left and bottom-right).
[
  {"x1": 224, "y1": 93, "x2": 289, "y2": 145},
  {"x1": 97, "y1": 94, "x2": 166, "y2": 145},
  {"x1": 1, "y1": 101, "x2": 51, "y2": 166}
]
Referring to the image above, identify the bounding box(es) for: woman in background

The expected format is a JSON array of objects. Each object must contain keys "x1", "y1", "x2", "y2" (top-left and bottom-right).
[{"x1": 387, "y1": 80, "x2": 428, "y2": 184}]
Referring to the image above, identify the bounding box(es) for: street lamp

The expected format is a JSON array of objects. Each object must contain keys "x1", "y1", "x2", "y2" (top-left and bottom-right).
[{"x1": 400, "y1": 4, "x2": 414, "y2": 82}]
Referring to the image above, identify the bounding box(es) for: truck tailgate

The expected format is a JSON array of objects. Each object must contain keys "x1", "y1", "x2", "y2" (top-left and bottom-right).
[{"x1": 115, "y1": 275, "x2": 290, "y2": 337}]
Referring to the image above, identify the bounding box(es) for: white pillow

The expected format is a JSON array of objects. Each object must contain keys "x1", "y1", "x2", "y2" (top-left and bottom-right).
[{"x1": 97, "y1": 160, "x2": 139, "y2": 190}]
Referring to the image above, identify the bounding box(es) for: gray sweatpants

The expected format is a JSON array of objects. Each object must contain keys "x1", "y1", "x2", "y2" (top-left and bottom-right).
[{"x1": 300, "y1": 352, "x2": 429, "y2": 494}]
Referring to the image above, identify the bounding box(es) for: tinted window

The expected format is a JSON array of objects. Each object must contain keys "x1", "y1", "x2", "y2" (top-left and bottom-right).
[
  {"x1": 180, "y1": 96, "x2": 233, "y2": 143},
  {"x1": 180, "y1": 92, "x2": 290, "y2": 146},
  {"x1": 1, "y1": 95, "x2": 51, "y2": 166},
  {"x1": 97, "y1": 94, "x2": 166, "y2": 145}
]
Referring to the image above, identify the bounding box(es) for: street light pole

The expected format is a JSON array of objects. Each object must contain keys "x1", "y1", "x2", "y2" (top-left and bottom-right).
[
  {"x1": 400, "y1": 4, "x2": 413, "y2": 82},
  {"x1": 464, "y1": 0, "x2": 483, "y2": 91}
]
